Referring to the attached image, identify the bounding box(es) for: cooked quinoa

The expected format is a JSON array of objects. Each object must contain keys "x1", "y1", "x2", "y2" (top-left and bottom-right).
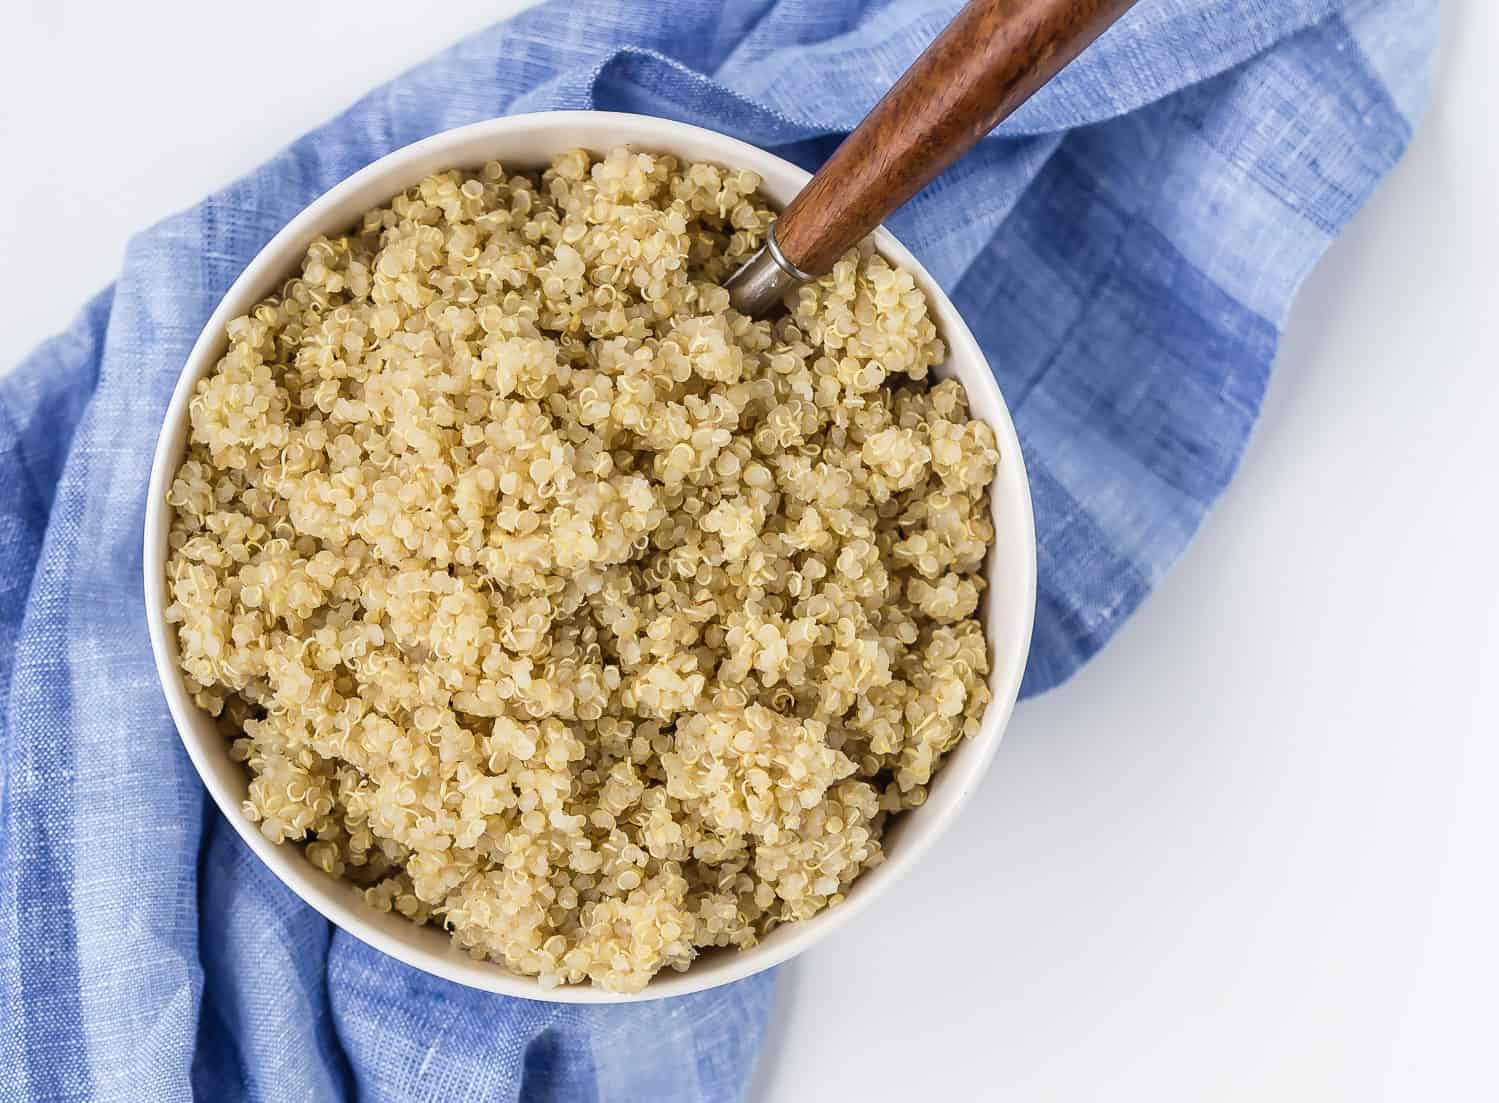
[{"x1": 165, "y1": 147, "x2": 998, "y2": 992}]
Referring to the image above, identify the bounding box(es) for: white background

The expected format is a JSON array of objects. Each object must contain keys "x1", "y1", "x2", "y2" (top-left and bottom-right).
[{"x1": 3, "y1": 3, "x2": 1495, "y2": 1100}]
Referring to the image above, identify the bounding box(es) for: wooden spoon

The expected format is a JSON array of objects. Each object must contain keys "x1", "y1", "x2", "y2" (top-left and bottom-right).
[{"x1": 725, "y1": 0, "x2": 1138, "y2": 316}]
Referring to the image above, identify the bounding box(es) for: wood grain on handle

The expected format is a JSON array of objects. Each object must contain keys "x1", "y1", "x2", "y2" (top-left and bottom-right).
[{"x1": 775, "y1": 0, "x2": 1138, "y2": 277}]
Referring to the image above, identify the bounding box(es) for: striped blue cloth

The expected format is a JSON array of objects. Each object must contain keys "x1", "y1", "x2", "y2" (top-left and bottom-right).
[{"x1": 0, "y1": 0, "x2": 1434, "y2": 1099}]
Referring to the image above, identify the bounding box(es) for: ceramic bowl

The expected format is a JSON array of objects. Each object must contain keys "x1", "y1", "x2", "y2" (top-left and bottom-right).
[{"x1": 144, "y1": 110, "x2": 1037, "y2": 1002}]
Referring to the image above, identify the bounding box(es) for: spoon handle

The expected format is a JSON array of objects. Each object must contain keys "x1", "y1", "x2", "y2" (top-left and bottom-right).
[{"x1": 776, "y1": 0, "x2": 1137, "y2": 278}]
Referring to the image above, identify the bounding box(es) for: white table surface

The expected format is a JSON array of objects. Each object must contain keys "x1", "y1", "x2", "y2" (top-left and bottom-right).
[{"x1": 4, "y1": 3, "x2": 1495, "y2": 1100}]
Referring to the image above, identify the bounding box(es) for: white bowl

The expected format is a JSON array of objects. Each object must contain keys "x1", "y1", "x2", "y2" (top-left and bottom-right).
[{"x1": 144, "y1": 111, "x2": 1037, "y2": 1003}]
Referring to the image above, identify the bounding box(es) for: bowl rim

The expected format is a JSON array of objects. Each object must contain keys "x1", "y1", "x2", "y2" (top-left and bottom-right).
[{"x1": 144, "y1": 109, "x2": 1037, "y2": 1003}]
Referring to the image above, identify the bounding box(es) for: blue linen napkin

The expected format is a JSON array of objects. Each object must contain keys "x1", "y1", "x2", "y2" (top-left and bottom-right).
[{"x1": 0, "y1": 0, "x2": 1435, "y2": 1099}]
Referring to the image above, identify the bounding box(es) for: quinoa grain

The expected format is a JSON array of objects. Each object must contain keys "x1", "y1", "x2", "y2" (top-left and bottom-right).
[{"x1": 166, "y1": 148, "x2": 999, "y2": 992}]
